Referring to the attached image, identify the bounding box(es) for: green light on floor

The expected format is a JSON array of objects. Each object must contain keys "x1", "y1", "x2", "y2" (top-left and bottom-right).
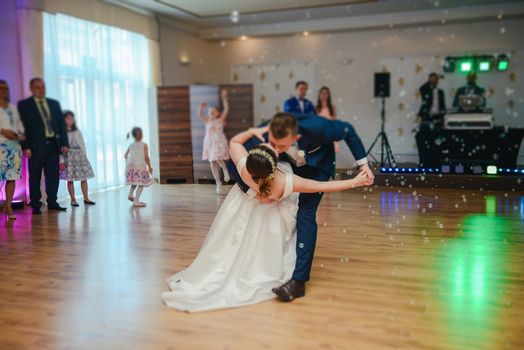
[
  {"x1": 459, "y1": 61, "x2": 473, "y2": 73},
  {"x1": 485, "y1": 195, "x2": 496, "y2": 215},
  {"x1": 478, "y1": 61, "x2": 491, "y2": 72},
  {"x1": 486, "y1": 165, "x2": 497, "y2": 175}
]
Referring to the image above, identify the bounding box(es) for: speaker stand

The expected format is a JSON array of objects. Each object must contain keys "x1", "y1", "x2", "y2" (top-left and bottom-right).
[{"x1": 366, "y1": 97, "x2": 396, "y2": 167}]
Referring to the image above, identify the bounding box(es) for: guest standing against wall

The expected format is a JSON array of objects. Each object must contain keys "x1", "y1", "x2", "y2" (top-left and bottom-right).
[
  {"x1": 0, "y1": 80, "x2": 25, "y2": 220},
  {"x1": 316, "y1": 86, "x2": 341, "y2": 154},
  {"x1": 316, "y1": 86, "x2": 340, "y2": 175},
  {"x1": 283, "y1": 81, "x2": 315, "y2": 114},
  {"x1": 18, "y1": 78, "x2": 69, "y2": 214}
]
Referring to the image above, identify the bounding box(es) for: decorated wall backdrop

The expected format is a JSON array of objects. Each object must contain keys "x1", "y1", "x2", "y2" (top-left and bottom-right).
[
  {"x1": 230, "y1": 53, "x2": 524, "y2": 166},
  {"x1": 230, "y1": 62, "x2": 315, "y2": 124}
]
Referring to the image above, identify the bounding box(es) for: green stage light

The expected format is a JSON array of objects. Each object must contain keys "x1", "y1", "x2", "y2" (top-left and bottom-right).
[
  {"x1": 459, "y1": 60, "x2": 473, "y2": 73},
  {"x1": 486, "y1": 165, "x2": 497, "y2": 175},
  {"x1": 478, "y1": 60, "x2": 491, "y2": 72},
  {"x1": 497, "y1": 57, "x2": 509, "y2": 71}
]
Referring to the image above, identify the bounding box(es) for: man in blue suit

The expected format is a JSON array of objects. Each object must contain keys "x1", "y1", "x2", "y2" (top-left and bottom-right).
[
  {"x1": 283, "y1": 81, "x2": 315, "y2": 114},
  {"x1": 18, "y1": 78, "x2": 69, "y2": 214},
  {"x1": 227, "y1": 112, "x2": 373, "y2": 301}
]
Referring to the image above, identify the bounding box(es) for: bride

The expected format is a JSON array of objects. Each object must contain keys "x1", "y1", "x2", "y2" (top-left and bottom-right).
[{"x1": 162, "y1": 128, "x2": 370, "y2": 312}]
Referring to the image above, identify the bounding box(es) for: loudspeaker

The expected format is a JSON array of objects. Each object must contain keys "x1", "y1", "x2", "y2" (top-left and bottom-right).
[{"x1": 374, "y1": 72, "x2": 390, "y2": 98}]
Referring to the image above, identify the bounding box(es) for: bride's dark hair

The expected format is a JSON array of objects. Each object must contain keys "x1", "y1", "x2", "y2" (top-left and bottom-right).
[{"x1": 246, "y1": 145, "x2": 278, "y2": 198}]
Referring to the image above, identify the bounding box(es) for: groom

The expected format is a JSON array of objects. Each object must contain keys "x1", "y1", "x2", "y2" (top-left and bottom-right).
[{"x1": 227, "y1": 112, "x2": 373, "y2": 301}]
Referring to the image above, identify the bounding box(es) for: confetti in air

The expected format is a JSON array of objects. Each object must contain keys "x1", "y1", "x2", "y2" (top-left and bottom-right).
[{"x1": 230, "y1": 10, "x2": 240, "y2": 23}]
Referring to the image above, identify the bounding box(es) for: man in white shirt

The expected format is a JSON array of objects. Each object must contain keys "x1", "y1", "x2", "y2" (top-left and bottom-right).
[{"x1": 418, "y1": 73, "x2": 446, "y2": 130}]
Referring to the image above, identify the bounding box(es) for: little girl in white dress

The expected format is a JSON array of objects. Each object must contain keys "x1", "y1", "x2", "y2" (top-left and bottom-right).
[
  {"x1": 162, "y1": 128, "x2": 370, "y2": 312},
  {"x1": 125, "y1": 127, "x2": 153, "y2": 207}
]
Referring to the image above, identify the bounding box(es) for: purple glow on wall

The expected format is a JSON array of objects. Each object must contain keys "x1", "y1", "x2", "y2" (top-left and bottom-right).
[
  {"x1": 0, "y1": 158, "x2": 29, "y2": 202},
  {"x1": 1, "y1": 0, "x2": 29, "y2": 203}
]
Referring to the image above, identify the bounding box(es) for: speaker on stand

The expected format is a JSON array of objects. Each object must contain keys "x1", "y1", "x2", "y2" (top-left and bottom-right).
[{"x1": 366, "y1": 72, "x2": 396, "y2": 167}]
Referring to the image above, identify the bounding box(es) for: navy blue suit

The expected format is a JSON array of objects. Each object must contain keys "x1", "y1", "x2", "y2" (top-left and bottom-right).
[
  {"x1": 18, "y1": 97, "x2": 68, "y2": 209},
  {"x1": 283, "y1": 96, "x2": 315, "y2": 114},
  {"x1": 227, "y1": 113, "x2": 367, "y2": 281}
]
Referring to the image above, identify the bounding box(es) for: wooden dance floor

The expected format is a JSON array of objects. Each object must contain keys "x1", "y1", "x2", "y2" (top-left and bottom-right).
[{"x1": 0, "y1": 184, "x2": 523, "y2": 350}]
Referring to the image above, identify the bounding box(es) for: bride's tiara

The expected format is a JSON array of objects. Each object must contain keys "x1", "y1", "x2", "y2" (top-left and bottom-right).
[{"x1": 248, "y1": 148, "x2": 277, "y2": 174}]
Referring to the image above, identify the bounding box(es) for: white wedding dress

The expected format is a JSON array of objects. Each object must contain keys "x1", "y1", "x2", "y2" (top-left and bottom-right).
[{"x1": 163, "y1": 158, "x2": 298, "y2": 312}]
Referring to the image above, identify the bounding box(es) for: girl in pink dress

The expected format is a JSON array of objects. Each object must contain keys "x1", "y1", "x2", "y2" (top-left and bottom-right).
[{"x1": 199, "y1": 89, "x2": 230, "y2": 194}]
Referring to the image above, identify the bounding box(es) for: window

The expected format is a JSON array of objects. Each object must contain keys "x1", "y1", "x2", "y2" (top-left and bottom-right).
[{"x1": 43, "y1": 13, "x2": 153, "y2": 192}]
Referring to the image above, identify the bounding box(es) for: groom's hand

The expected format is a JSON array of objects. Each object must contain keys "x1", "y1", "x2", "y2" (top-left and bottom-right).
[
  {"x1": 359, "y1": 164, "x2": 374, "y2": 186},
  {"x1": 249, "y1": 126, "x2": 269, "y2": 142}
]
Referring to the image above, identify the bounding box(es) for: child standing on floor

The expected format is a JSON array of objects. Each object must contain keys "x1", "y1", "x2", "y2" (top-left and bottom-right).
[
  {"x1": 59, "y1": 111, "x2": 96, "y2": 207},
  {"x1": 199, "y1": 89, "x2": 230, "y2": 194},
  {"x1": 125, "y1": 127, "x2": 153, "y2": 207}
]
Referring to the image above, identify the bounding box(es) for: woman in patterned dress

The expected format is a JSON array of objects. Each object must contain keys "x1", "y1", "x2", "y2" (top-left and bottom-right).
[
  {"x1": 59, "y1": 111, "x2": 95, "y2": 207},
  {"x1": 0, "y1": 80, "x2": 25, "y2": 220},
  {"x1": 199, "y1": 89, "x2": 230, "y2": 194}
]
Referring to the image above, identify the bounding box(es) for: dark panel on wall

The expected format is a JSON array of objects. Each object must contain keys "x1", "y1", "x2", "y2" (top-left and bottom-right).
[{"x1": 157, "y1": 86, "x2": 194, "y2": 184}]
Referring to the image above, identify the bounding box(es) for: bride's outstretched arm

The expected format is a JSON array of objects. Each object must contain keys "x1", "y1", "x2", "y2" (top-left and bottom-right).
[{"x1": 293, "y1": 170, "x2": 370, "y2": 193}]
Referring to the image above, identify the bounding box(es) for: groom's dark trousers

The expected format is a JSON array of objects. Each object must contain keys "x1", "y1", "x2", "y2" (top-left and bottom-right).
[
  {"x1": 292, "y1": 166, "x2": 330, "y2": 281},
  {"x1": 226, "y1": 112, "x2": 367, "y2": 282}
]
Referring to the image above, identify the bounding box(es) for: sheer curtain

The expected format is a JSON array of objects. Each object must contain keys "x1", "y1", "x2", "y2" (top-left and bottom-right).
[{"x1": 43, "y1": 13, "x2": 153, "y2": 193}]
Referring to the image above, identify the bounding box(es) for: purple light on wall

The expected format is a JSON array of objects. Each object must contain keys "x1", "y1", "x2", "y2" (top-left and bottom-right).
[{"x1": 0, "y1": 157, "x2": 29, "y2": 203}]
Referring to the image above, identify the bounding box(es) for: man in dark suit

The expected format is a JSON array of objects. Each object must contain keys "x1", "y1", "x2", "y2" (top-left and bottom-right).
[
  {"x1": 227, "y1": 112, "x2": 373, "y2": 301},
  {"x1": 452, "y1": 72, "x2": 486, "y2": 111},
  {"x1": 18, "y1": 78, "x2": 69, "y2": 214},
  {"x1": 283, "y1": 81, "x2": 315, "y2": 114},
  {"x1": 418, "y1": 72, "x2": 446, "y2": 130}
]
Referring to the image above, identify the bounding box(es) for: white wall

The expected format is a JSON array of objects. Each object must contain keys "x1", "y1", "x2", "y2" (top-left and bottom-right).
[
  {"x1": 159, "y1": 17, "x2": 524, "y2": 167},
  {"x1": 159, "y1": 22, "x2": 213, "y2": 85}
]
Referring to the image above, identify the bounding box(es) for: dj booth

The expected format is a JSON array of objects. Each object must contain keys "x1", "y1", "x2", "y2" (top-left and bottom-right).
[
  {"x1": 414, "y1": 95, "x2": 524, "y2": 174},
  {"x1": 415, "y1": 126, "x2": 524, "y2": 172}
]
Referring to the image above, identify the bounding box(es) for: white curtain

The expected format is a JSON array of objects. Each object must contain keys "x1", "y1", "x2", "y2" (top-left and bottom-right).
[{"x1": 43, "y1": 13, "x2": 153, "y2": 193}]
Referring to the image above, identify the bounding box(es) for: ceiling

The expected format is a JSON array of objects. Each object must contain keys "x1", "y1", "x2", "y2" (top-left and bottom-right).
[
  {"x1": 106, "y1": 0, "x2": 524, "y2": 36},
  {"x1": 153, "y1": 0, "x2": 368, "y2": 18}
]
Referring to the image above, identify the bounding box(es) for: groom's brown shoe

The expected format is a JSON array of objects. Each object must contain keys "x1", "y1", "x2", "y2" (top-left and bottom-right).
[{"x1": 272, "y1": 280, "x2": 305, "y2": 302}]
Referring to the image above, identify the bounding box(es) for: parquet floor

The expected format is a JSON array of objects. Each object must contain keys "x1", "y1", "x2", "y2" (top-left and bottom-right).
[{"x1": 0, "y1": 184, "x2": 523, "y2": 350}]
